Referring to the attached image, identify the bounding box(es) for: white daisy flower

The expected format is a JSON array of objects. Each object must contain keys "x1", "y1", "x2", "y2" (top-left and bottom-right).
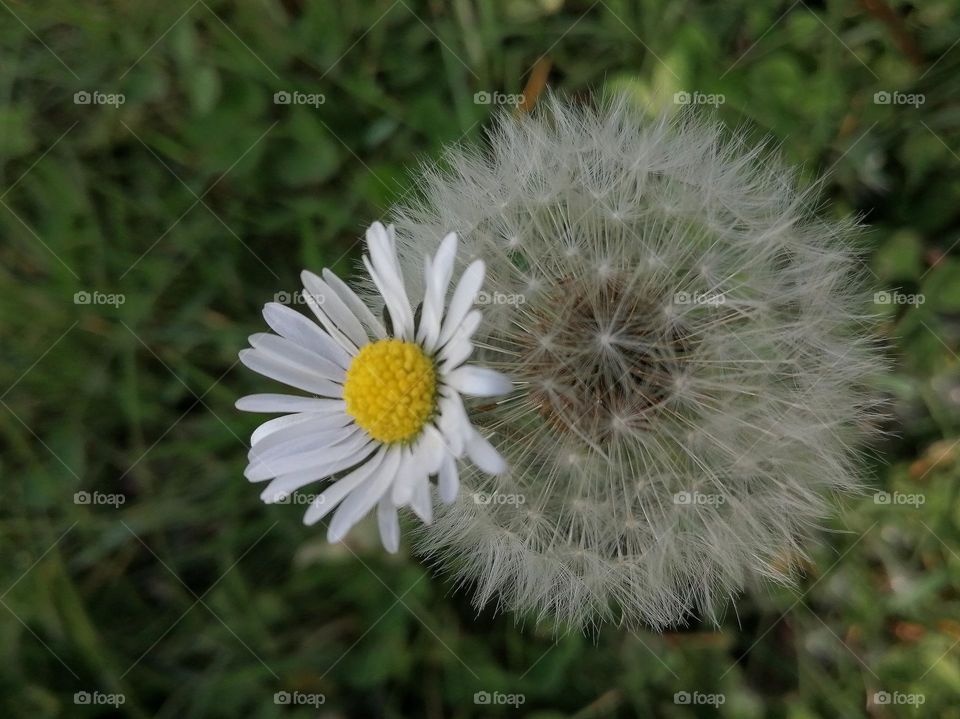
[{"x1": 236, "y1": 222, "x2": 511, "y2": 552}]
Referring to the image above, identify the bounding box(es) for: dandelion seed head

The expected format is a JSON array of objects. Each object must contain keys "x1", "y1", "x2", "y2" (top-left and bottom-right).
[{"x1": 387, "y1": 94, "x2": 885, "y2": 630}]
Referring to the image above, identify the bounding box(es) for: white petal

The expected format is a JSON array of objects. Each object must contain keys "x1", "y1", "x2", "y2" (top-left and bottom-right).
[
  {"x1": 438, "y1": 339, "x2": 472, "y2": 370},
  {"x1": 408, "y1": 479, "x2": 433, "y2": 525},
  {"x1": 257, "y1": 441, "x2": 375, "y2": 496},
  {"x1": 363, "y1": 256, "x2": 413, "y2": 341},
  {"x1": 438, "y1": 453, "x2": 459, "y2": 504},
  {"x1": 248, "y1": 423, "x2": 356, "y2": 466},
  {"x1": 262, "y1": 302, "x2": 351, "y2": 370},
  {"x1": 416, "y1": 255, "x2": 440, "y2": 347},
  {"x1": 377, "y1": 498, "x2": 400, "y2": 553},
  {"x1": 417, "y1": 232, "x2": 458, "y2": 351},
  {"x1": 249, "y1": 411, "x2": 345, "y2": 446},
  {"x1": 432, "y1": 232, "x2": 458, "y2": 289},
  {"x1": 250, "y1": 416, "x2": 353, "y2": 457},
  {"x1": 438, "y1": 310, "x2": 480, "y2": 364},
  {"x1": 259, "y1": 444, "x2": 376, "y2": 502},
  {"x1": 236, "y1": 394, "x2": 345, "y2": 414},
  {"x1": 437, "y1": 390, "x2": 471, "y2": 456},
  {"x1": 239, "y1": 348, "x2": 342, "y2": 397},
  {"x1": 390, "y1": 445, "x2": 423, "y2": 506},
  {"x1": 454, "y1": 309, "x2": 483, "y2": 342},
  {"x1": 322, "y1": 268, "x2": 386, "y2": 339},
  {"x1": 465, "y1": 429, "x2": 508, "y2": 475},
  {"x1": 368, "y1": 222, "x2": 404, "y2": 283},
  {"x1": 328, "y1": 446, "x2": 403, "y2": 542},
  {"x1": 299, "y1": 273, "x2": 358, "y2": 355},
  {"x1": 245, "y1": 430, "x2": 370, "y2": 481},
  {"x1": 248, "y1": 333, "x2": 344, "y2": 381},
  {"x1": 300, "y1": 270, "x2": 368, "y2": 349},
  {"x1": 364, "y1": 222, "x2": 414, "y2": 338},
  {"x1": 437, "y1": 260, "x2": 485, "y2": 348},
  {"x1": 248, "y1": 413, "x2": 317, "y2": 445},
  {"x1": 419, "y1": 425, "x2": 446, "y2": 475},
  {"x1": 302, "y1": 446, "x2": 389, "y2": 525},
  {"x1": 445, "y1": 366, "x2": 512, "y2": 397}
]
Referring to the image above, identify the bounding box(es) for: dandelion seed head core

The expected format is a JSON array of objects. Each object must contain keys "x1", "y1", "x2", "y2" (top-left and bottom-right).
[
  {"x1": 343, "y1": 339, "x2": 436, "y2": 443},
  {"x1": 521, "y1": 273, "x2": 691, "y2": 442}
]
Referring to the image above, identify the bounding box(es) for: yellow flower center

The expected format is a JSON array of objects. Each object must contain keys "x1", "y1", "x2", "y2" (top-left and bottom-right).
[{"x1": 343, "y1": 339, "x2": 437, "y2": 443}]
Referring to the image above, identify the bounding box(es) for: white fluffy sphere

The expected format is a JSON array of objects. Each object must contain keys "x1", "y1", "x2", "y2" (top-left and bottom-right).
[{"x1": 385, "y1": 95, "x2": 884, "y2": 630}]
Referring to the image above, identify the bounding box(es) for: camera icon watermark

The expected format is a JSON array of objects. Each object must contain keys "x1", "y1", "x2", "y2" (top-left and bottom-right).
[
  {"x1": 674, "y1": 491, "x2": 726, "y2": 507},
  {"x1": 265, "y1": 492, "x2": 322, "y2": 506},
  {"x1": 273, "y1": 690, "x2": 325, "y2": 707},
  {"x1": 873, "y1": 290, "x2": 924, "y2": 307},
  {"x1": 73, "y1": 90, "x2": 125, "y2": 107},
  {"x1": 74, "y1": 490, "x2": 126, "y2": 508},
  {"x1": 873, "y1": 690, "x2": 925, "y2": 706},
  {"x1": 74, "y1": 691, "x2": 126, "y2": 707},
  {"x1": 673, "y1": 90, "x2": 725, "y2": 108},
  {"x1": 673, "y1": 691, "x2": 725, "y2": 707},
  {"x1": 473, "y1": 90, "x2": 525, "y2": 106},
  {"x1": 873, "y1": 491, "x2": 925, "y2": 508},
  {"x1": 873, "y1": 90, "x2": 925, "y2": 108},
  {"x1": 273, "y1": 90, "x2": 326, "y2": 108},
  {"x1": 674, "y1": 290, "x2": 725, "y2": 307},
  {"x1": 273, "y1": 290, "x2": 325, "y2": 306},
  {"x1": 74, "y1": 290, "x2": 125, "y2": 307},
  {"x1": 473, "y1": 492, "x2": 525, "y2": 506},
  {"x1": 473, "y1": 690, "x2": 525, "y2": 707},
  {"x1": 476, "y1": 290, "x2": 526, "y2": 306}
]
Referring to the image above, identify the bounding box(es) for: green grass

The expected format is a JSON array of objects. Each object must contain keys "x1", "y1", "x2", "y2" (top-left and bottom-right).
[{"x1": 2, "y1": 0, "x2": 960, "y2": 716}]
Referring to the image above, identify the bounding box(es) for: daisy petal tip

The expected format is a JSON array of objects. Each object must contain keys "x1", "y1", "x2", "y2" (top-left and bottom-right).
[
  {"x1": 299, "y1": 269, "x2": 321, "y2": 289},
  {"x1": 326, "y1": 525, "x2": 347, "y2": 544},
  {"x1": 366, "y1": 221, "x2": 390, "y2": 245},
  {"x1": 466, "y1": 431, "x2": 508, "y2": 476},
  {"x1": 392, "y1": 484, "x2": 414, "y2": 507},
  {"x1": 380, "y1": 535, "x2": 399, "y2": 553},
  {"x1": 488, "y1": 371, "x2": 513, "y2": 396},
  {"x1": 440, "y1": 230, "x2": 458, "y2": 252}
]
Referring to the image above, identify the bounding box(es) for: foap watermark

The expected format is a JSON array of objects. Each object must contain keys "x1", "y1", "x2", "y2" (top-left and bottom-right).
[
  {"x1": 673, "y1": 91, "x2": 725, "y2": 108},
  {"x1": 474, "y1": 90, "x2": 525, "y2": 106},
  {"x1": 74, "y1": 491, "x2": 126, "y2": 508},
  {"x1": 873, "y1": 91, "x2": 925, "y2": 108},
  {"x1": 74, "y1": 691, "x2": 125, "y2": 707},
  {"x1": 674, "y1": 290, "x2": 725, "y2": 307},
  {"x1": 267, "y1": 492, "x2": 322, "y2": 506},
  {"x1": 476, "y1": 290, "x2": 526, "y2": 306},
  {"x1": 874, "y1": 491, "x2": 925, "y2": 508},
  {"x1": 273, "y1": 290, "x2": 325, "y2": 306},
  {"x1": 874, "y1": 290, "x2": 924, "y2": 307},
  {"x1": 74, "y1": 290, "x2": 125, "y2": 307},
  {"x1": 274, "y1": 691, "x2": 325, "y2": 707},
  {"x1": 74, "y1": 90, "x2": 125, "y2": 107},
  {"x1": 273, "y1": 90, "x2": 326, "y2": 108},
  {"x1": 873, "y1": 690, "x2": 925, "y2": 707},
  {"x1": 674, "y1": 691, "x2": 725, "y2": 707},
  {"x1": 473, "y1": 492, "x2": 525, "y2": 506},
  {"x1": 674, "y1": 491, "x2": 726, "y2": 507},
  {"x1": 474, "y1": 691, "x2": 525, "y2": 707}
]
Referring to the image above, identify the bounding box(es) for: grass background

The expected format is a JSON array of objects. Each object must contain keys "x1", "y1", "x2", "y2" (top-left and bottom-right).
[{"x1": 2, "y1": 0, "x2": 960, "y2": 716}]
